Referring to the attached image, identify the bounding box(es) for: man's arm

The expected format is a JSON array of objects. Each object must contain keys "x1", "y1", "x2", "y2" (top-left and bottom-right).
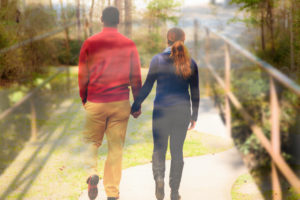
[
  {"x1": 130, "y1": 44, "x2": 142, "y2": 101},
  {"x1": 78, "y1": 41, "x2": 90, "y2": 105}
]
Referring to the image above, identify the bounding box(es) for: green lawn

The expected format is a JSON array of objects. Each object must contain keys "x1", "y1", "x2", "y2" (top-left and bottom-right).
[
  {"x1": 0, "y1": 68, "x2": 232, "y2": 199},
  {"x1": 231, "y1": 173, "x2": 300, "y2": 200}
]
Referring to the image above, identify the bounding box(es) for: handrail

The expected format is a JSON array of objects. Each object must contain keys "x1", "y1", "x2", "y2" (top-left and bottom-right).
[
  {"x1": 201, "y1": 25, "x2": 300, "y2": 198},
  {"x1": 0, "y1": 68, "x2": 65, "y2": 121},
  {"x1": 203, "y1": 55, "x2": 300, "y2": 191},
  {"x1": 207, "y1": 28, "x2": 300, "y2": 96}
]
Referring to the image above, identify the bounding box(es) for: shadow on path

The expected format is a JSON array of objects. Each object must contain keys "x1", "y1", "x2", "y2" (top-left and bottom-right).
[{"x1": 0, "y1": 100, "x2": 80, "y2": 200}]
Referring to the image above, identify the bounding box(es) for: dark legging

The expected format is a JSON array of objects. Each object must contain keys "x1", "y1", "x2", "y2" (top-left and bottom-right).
[{"x1": 152, "y1": 103, "x2": 191, "y2": 192}]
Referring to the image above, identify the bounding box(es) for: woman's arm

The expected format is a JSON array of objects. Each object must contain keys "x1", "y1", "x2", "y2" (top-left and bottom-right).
[
  {"x1": 131, "y1": 56, "x2": 159, "y2": 113},
  {"x1": 190, "y1": 59, "x2": 200, "y2": 122}
]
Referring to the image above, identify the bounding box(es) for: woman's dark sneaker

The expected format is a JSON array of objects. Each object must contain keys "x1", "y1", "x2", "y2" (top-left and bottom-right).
[
  {"x1": 170, "y1": 191, "x2": 181, "y2": 200},
  {"x1": 86, "y1": 174, "x2": 99, "y2": 200}
]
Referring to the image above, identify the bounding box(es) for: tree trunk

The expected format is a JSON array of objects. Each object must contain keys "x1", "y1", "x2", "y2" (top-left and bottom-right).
[
  {"x1": 99, "y1": 0, "x2": 105, "y2": 31},
  {"x1": 82, "y1": 2, "x2": 88, "y2": 39},
  {"x1": 89, "y1": 0, "x2": 95, "y2": 36},
  {"x1": 267, "y1": 0, "x2": 275, "y2": 53},
  {"x1": 261, "y1": 6, "x2": 266, "y2": 51},
  {"x1": 49, "y1": 0, "x2": 53, "y2": 9},
  {"x1": 124, "y1": 0, "x2": 132, "y2": 38},
  {"x1": 114, "y1": 0, "x2": 123, "y2": 31},
  {"x1": 59, "y1": 0, "x2": 71, "y2": 64},
  {"x1": 289, "y1": 1, "x2": 295, "y2": 71},
  {"x1": 76, "y1": 0, "x2": 81, "y2": 41},
  {"x1": 0, "y1": 0, "x2": 8, "y2": 8}
]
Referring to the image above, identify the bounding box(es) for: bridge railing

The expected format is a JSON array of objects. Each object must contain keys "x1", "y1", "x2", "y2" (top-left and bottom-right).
[
  {"x1": 0, "y1": 17, "x2": 87, "y2": 141},
  {"x1": 198, "y1": 23, "x2": 300, "y2": 199}
]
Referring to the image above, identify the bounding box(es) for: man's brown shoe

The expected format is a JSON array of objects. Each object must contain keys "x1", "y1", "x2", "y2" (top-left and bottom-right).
[{"x1": 86, "y1": 175, "x2": 99, "y2": 200}]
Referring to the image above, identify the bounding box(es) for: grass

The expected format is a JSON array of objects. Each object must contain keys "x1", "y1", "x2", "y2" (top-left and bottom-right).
[
  {"x1": 0, "y1": 68, "x2": 232, "y2": 199},
  {"x1": 231, "y1": 172, "x2": 300, "y2": 200}
]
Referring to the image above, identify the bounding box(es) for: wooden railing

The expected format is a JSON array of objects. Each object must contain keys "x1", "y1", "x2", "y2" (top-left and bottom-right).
[
  {"x1": 200, "y1": 24, "x2": 300, "y2": 199},
  {"x1": 0, "y1": 17, "x2": 85, "y2": 141},
  {"x1": 0, "y1": 68, "x2": 69, "y2": 140}
]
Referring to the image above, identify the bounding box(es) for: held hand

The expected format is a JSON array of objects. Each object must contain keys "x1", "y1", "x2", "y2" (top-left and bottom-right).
[
  {"x1": 131, "y1": 109, "x2": 141, "y2": 118},
  {"x1": 188, "y1": 120, "x2": 196, "y2": 131}
]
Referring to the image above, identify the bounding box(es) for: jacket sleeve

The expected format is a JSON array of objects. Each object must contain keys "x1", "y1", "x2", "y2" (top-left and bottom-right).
[
  {"x1": 78, "y1": 40, "x2": 90, "y2": 105},
  {"x1": 130, "y1": 44, "x2": 142, "y2": 101},
  {"x1": 131, "y1": 56, "x2": 158, "y2": 113},
  {"x1": 190, "y1": 59, "x2": 200, "y2": 121}
]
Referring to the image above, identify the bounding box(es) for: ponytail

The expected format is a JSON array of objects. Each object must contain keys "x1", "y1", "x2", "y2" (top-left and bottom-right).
[{"x1": 170, "y1": 41, "x2": 191, "y2": 79}]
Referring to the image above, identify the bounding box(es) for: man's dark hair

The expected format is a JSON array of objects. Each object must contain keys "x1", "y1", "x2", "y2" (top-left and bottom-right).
[{"x1": 102, "y1": 6, "x2": 119, "y2": 26}]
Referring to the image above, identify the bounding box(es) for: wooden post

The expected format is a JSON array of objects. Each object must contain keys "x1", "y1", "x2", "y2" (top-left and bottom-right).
[
  {"x1": 30, "y1": 98, "x2": 37, "y2": 141},
  {"x1": 67, "y1": 67, "x2": 70, "y2": 92},
  {"x1": 270, "y1": 77, "x2": 282, "y2": 200},
  {"x1": 193, "y1": 19, "x2": 199, "y2": 60},
  {"x1": 205, "y1": 28, "x2": 211, "y2": 62},
  {"x1": 205, "y1": 28, "x2": 211, "y2": 97},
  {"x1": 224, "y1": 43, "x2": 232, "y2": 137}
]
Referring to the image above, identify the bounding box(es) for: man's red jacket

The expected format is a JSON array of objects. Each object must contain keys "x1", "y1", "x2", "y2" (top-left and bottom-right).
[{"x1": 78, "y1": 27, "x2": 142, "y2": 104}]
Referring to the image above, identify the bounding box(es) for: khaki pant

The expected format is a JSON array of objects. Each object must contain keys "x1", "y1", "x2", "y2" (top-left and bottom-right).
[{"x1": 82, "y1": 100, "x2": 130, "y2": 197}]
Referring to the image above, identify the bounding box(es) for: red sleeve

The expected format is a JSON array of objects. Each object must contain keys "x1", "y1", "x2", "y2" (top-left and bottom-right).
[
  {"x1": 78, "y1": 40, "x2": 90, "y2": 105},
  {"x1": 130, "y1": 44, "x2": 142, "y2": 101}
]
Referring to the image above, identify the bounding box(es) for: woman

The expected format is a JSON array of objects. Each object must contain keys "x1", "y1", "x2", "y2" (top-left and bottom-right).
[{"x1": 131, "y1": 27, "x2": 199, "y2": 200}]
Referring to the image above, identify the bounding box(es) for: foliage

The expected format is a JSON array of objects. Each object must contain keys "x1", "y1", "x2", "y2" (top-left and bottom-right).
[
  {"x1": 146, "y1": 0, "x2": 182, "y2": 25},
  {"x1": 0, "y1": 4, "x2": 58, "y2": 86},
  {"x1": 133, "y1": 0, "x2": 182, "y2": 67},
  {"x1": 231, "y1": 172, "x2": 300, "y2": 200},
  {"x1": 133, "y1": 32, "x2": 165, "y2": 67},
  {"x1": 230, "y1": 0, "x2": 300, "y2": 81}
]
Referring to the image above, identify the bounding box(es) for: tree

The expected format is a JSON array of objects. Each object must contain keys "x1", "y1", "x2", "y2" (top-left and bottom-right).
[
  {"x1": 49, "y1": 0, "x2": 53, "y2": 9},
  {"x1": 76, "y1": 0, "x2": 81, "y2": 40},
  {"x1": 124, "y1": 0, "x2": 132, "y2": 37},
  {"x1": 0, "y1": 0, "x2": 8, "y2": 8},
  {"x1": 145, "y1": 0, "x2": 181, "y2": 33},
  {"x1": 231, "y1": 0, "x2": 300, "y2": 76},
  {"x1": 59, "y1": 0, "x2": 71, "y2": 63},
  {"x1": 89, "y1": 0, "x2": 95, "y2": 36},
  {"x1": 114, "y1": 0, "x2": 123, "y2": 32}
]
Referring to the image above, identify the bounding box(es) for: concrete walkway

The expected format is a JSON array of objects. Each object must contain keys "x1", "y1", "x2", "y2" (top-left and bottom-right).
[
  {"x1": 195, "y1": 97, "x2": 227, "y2": 138},
  {"x1": 79, "y1": 98, "x2": 263, "y2": 200}
]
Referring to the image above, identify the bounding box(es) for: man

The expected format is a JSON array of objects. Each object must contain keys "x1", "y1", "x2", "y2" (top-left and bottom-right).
[{"x1": 78, "y1": 6, "x2": 142, "y2": 200}]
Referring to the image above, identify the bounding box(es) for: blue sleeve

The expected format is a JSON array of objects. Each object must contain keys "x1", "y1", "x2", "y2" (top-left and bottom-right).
[
  {"x1": 131, "y1": 56, "x2": 158, "y2": 113},
  {"x1": 190, "y1": 59, "x2": 200, "y2": 121}
]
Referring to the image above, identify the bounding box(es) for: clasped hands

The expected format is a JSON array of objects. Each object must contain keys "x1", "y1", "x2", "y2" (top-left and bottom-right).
[
  {"x1": 130, "y1": 107, "x2": 196, "y2": 131},
  {"x1": 130, "y1": 109, "x2": 141, "y2": 118}
]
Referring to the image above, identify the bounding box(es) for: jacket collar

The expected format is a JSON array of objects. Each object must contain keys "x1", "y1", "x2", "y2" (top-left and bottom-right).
[{"x1": 164, "y1": 46, "x2": 172, "y2": 53}]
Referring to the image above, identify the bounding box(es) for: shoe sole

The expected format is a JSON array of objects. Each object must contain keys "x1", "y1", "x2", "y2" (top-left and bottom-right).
[{"x1": 87, "y1": 175, "x2": 99, "y2": 200}]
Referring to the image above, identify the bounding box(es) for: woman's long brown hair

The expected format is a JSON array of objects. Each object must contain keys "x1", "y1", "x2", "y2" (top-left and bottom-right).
[{"x1": 168, "y1": 28, "x2": 191, "y2": 79}]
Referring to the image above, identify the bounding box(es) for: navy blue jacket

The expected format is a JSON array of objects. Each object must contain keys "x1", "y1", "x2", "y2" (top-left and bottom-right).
[{"x1": 131, "y1": 51, "x2": 200, "y2": 121}]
